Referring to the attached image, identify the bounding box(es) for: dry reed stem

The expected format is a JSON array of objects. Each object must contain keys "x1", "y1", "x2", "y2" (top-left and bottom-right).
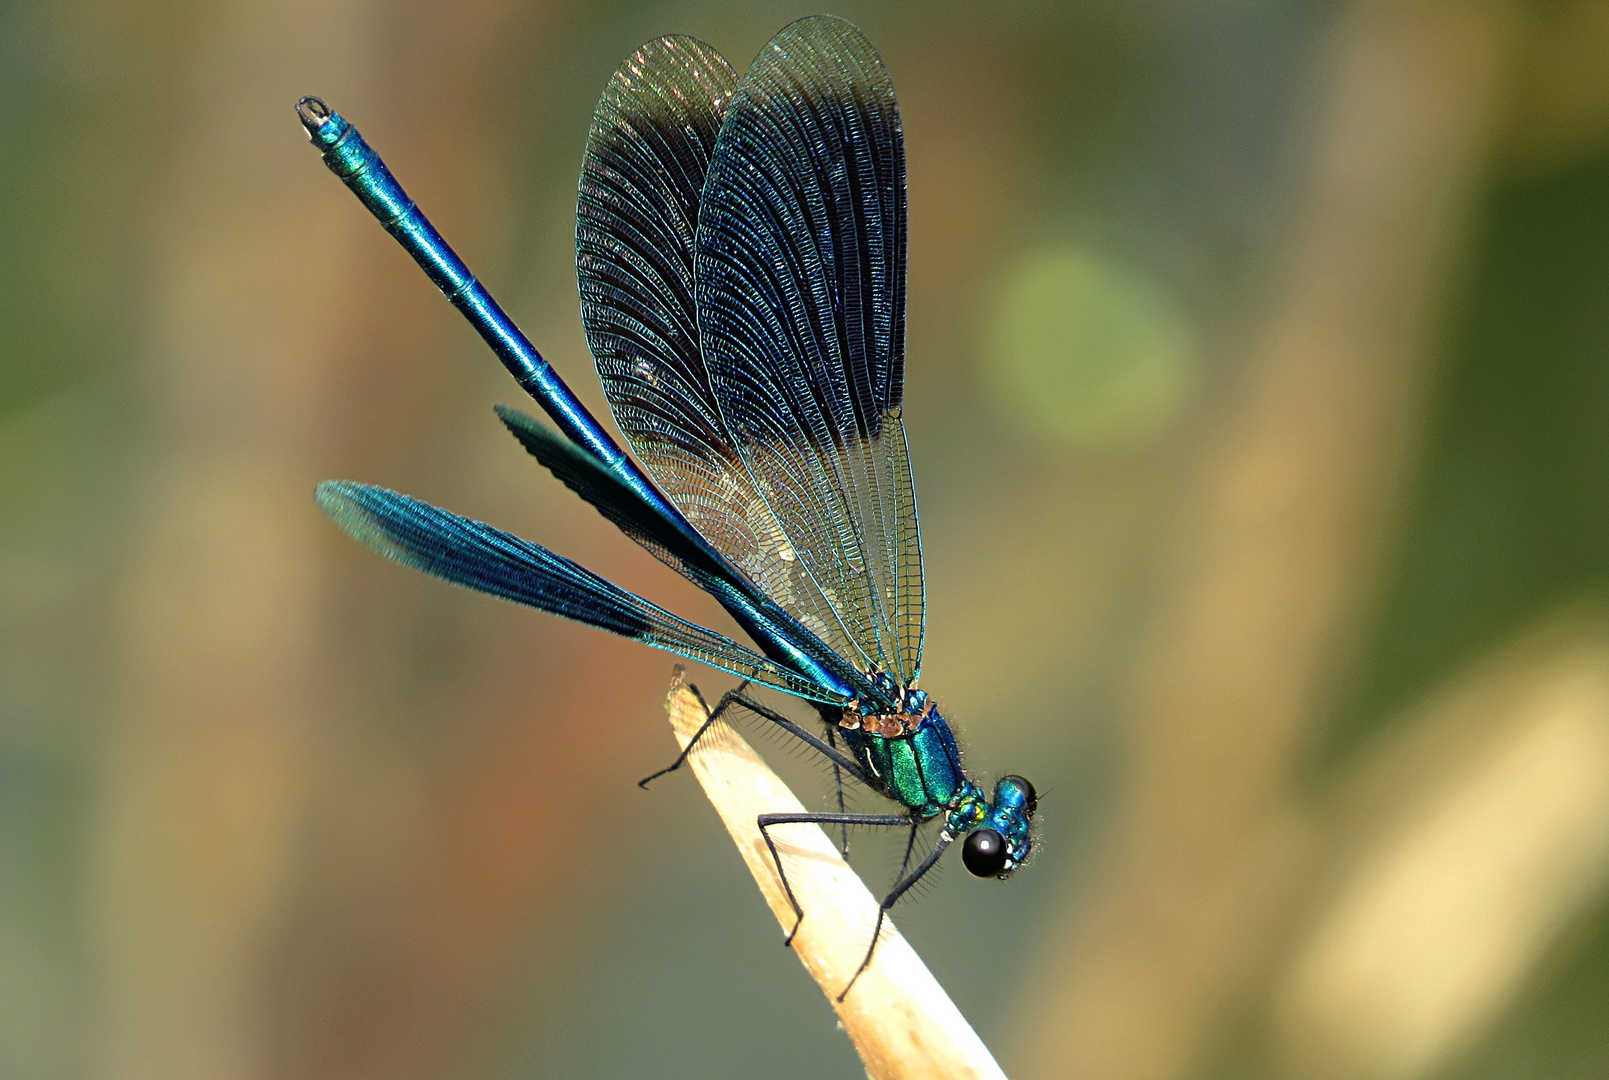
[{"x1": 663, "y1": 668, "x2": 1007, "y2": 1080}]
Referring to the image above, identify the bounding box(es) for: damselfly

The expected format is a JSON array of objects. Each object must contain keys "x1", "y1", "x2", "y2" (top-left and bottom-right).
[{"x1": 301, "y1": 15, "x2": 1036, "y2": 998}]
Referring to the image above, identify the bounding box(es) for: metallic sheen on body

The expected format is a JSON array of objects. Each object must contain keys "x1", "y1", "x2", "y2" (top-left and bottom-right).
[
  {"x1": 296, "y1": 96, "x2": 866, "y2": 708},
  {"x1": 301, "y1": 16, "x2": 1039, "y2": 1000}
]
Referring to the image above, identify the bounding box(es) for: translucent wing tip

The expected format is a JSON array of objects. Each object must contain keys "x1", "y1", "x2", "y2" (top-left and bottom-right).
[
  {"x1": 616, "y1": 33, "x2": 732, "y2": 78},
  {"x1": 314, "y1": 477, "x2": 365, "y2": 526},
  {"x1": 492, "y1": 403, "x2": 604, "y2": 479},
  {"x1": 492, "y1": 402, "x2": 546, "y2": 448},
  {"x1": 315, "y1": 480, "x2": 420, "y2": 569},
  {"x1": 776, "y1": 13, "x2": 859, "y2": 36},
  {"x1": 754, "y1": 16, "x2": 897, "y2": 116},
  {"x1": 768, "y1": 14, "x2": 879, "y2": 55}
]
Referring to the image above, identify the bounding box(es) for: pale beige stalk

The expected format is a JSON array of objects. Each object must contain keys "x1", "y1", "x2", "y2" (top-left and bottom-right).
[{"x1": 664, "y1": 669, "x2": 1007, "y2": 1080}]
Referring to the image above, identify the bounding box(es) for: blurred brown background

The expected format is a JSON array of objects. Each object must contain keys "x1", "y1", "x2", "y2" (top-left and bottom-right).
[{"x1": 5, "y1": 0, "x2": 1609, "y2": 1077}]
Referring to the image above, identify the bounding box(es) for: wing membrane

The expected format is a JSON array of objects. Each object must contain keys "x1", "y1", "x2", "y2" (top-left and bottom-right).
[
  {"x1": 576, "y1": 32, "x2": 872, "y2": 677},
  {"x1": 696, "y1": 15, "x2": 923, "y2": 684},
  {"x1": 578, "y1": 33, "x2": 733, "y2": 502},
  {"x1": 315, "y1": 481, "x2": 840, "y2": 702}
]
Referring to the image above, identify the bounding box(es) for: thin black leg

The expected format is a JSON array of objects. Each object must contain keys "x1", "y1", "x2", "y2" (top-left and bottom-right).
[
  {"x1": 637, "y1": 681, "x2": 738, "y2": 789},
  {"x1": 838, "y1": 832, "x2": 955, "y2": 1002},
  {"x1": 826, "y1": 727, "x2": 851, "y2": 860},
  {"x1": 723, "y1": 691, "x2": 874, "y2": 784},
  {"x1": 640, "y1": 686, "x2": 874, "y2": 789},
  {"x1": 756, "y1": 811, "x2": 912, "y2": 945},
  {"x1": 895, "y1": 817, "x2": 922, "y2": 880}
]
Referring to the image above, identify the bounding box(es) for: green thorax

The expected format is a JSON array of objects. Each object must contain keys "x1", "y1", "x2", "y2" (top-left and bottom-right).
[{"x1": 840, "y1": 692, "x2": 967, "y2": 818}]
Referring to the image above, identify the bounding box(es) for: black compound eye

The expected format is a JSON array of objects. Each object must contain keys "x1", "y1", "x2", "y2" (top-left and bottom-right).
[{"x1": 962, "y1": 828, "x2": 1009, "y2": 878}]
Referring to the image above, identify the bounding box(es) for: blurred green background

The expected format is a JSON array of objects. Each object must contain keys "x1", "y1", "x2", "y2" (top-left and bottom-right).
[{"x1": 5, "y1": 0, "x2": 1609, "y2": 1077}]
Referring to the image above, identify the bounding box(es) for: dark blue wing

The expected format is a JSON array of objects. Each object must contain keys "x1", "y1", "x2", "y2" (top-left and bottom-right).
[
  {"x1": 576, "y1": 33, "x2": 873, "y2": 680},
  {"x1": 696, "y1": 16, "x2": 923, "y2": 685},
  {"x1": 315, "y1": 481, "x2": 842, "y2": 702}
]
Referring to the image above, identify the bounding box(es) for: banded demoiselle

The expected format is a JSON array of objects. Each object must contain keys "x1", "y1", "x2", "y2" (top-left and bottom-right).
[{"x1": 300, "y1": 15, "x2": 1036, "y2": 998}]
